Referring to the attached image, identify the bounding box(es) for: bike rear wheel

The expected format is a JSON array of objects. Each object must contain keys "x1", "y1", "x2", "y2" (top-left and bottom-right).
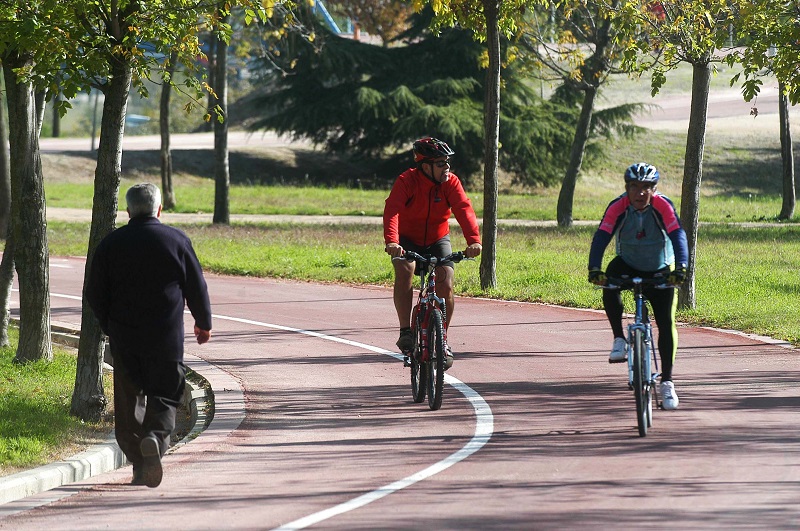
[
  {"x1": 426, "y1": 308, "x2": 445, "y2": 411},
  {"x1": 632, "y1": 329, "x2": 649, "y2": 437},
  {"x1": 646, "y1": 331, "x2": 656, "y2": 426},
  {"x1": 410, "y1": 309, "x2": 427, "y2": 403}
]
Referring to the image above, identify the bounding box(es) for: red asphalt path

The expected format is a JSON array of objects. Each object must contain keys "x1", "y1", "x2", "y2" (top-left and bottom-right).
[{"x1": 1, "y1": 256, "x2": 799, "y2": 530}]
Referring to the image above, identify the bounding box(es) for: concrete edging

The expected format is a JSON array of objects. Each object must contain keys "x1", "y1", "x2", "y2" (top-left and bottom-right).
[{"x1": 0, "y1": 320, "x2": 211, "y2": 506}]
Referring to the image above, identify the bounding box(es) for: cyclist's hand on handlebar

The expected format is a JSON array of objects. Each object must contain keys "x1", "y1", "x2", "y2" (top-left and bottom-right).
[
  {"x1": 385, "y1": 242, "x2": 404, "y2": 258},
  {"x1": 464, "y1": 243, "x2": 482, "y2": 258},
  {"x1": 667, "y1": 267, "x2": 687, "y2": 286},
  {"x1": 588, "y1": 268, "x2": 607, "y2": 286}
]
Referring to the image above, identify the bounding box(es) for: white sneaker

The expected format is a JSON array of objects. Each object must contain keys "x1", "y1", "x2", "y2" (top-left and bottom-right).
[
  {"x1": 608, "y1": 337, "x2": 627, "y2": 363},
  {"x1": 660, "y1": 381, "x2": 679, "y2": 410}
]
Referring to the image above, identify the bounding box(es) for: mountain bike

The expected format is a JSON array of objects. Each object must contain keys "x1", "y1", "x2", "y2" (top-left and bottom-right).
[
  {"x1": 603, "y1": 275, "x2": 673, "y2": 437},
  {"x1": 394, "y1": 251, "x2": 467, "y2": 411}
]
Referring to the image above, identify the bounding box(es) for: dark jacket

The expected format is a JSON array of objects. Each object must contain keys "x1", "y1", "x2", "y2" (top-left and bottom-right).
[{"x1": 85, "y1": 216, "x2": 212, "y2": 361}]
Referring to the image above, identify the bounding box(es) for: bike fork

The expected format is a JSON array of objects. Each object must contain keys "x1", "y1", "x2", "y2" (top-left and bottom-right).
[
  {"x1": 626, "y1": 323, "x2": 649, "y2": 390},
  {"x1": 645, "y1": 323, "x2": 663, "y2": 406}
]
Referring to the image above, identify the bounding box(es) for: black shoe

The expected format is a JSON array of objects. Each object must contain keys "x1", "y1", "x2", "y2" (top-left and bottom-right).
[
  {"x1": 444, "y1": 343, "x2": 454, "y2": 370},
  {"x1": 396, "y1": 329, "x2": 415, "y2": 352},
  {"x1": 131, "y1": 466, "x2": 147, "y2": 486},
  {"x1": 139, "y1": 435, "x2": 163, "y2": 488}
]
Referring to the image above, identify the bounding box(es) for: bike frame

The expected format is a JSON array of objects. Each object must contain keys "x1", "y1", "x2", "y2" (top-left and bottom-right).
[
  {"x1": 625, "y1": 278, "x2": 660, "y2": 396},
  {"x1": 413, "y1": 256, "x2": 447, "y2": 362},
  {"x1": 603, "y1": 275, "x2": 673, "y2": 435},
  {"x1": 395, "y1": 251, "x2": 466, "y2": 410}
]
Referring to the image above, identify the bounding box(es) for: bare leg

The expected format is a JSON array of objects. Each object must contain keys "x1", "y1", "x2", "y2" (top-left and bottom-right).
[
  {"x1": 393, "y1": 259, "x2": 415, "y2": 328},
  {"x1": 435, "y1": 265, "x2": 455, "y2": 328}
]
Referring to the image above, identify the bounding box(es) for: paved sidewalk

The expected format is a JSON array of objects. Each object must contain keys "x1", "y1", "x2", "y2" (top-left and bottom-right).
[
  {"x1": 0, "y1": 321, "x2": 217, "y2": 510},
  {"x1": 0, "y1": 209, "x2": 789, "y2": 528},
  {"x1": 48, "y1": 207, "x2": 791, "y2": 229},
  {"x1": 2, "y1": 260, "x2": 798, "y2": 529},
  {"x1": 47, "y1": 207, "x2": 598, "y2": 227},
  {"x1": 0, "y1": 207, "x2": 587, "y2": 507}
]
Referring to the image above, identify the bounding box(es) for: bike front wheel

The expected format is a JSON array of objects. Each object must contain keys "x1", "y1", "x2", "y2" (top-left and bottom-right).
[
  {"x1": 410, "y1": 358, "x2": 427, "y2": 403},
  {"x1": 410, "y1": 309, "x2": 427, "y2": 403},
  {"x1": 632, "y1": 329, "x2": 649, "y2": 437},
  {"x1": 426, "y1": 308, "x2": 445, "y2": 411}
]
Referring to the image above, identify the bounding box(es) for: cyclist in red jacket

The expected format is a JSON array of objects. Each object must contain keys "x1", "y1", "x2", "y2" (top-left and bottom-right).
[{"x1": 384, "y1": 137, "x2": 482, "y2": 369}]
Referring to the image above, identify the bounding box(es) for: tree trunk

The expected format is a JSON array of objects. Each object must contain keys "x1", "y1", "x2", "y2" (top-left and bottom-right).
[
  {"x1": 71, "y1": 59, "x2": 133, "y2": 421},
  {"x1": 0, "y1": 66, "x2": 11, "y2": 347},
  {"x1": 34, "y1": 90, "x2": 46, "y2": 136},
  {"x1": 479, "y1": 0, "x2": 501, "y2": 290},
  {"x1": 555, "y1": 5, "x2": 614, "y2": 228},
  {"x1": 160, "y1": 51, "x2": 178, "y2": 210},
  {"x1": 778, "y1": 81, "x2": 795, "y2": 220},
  {"x1": 213, "y1": 16, "x2": 230, "y2": 225},
  {"x1": 52, "y1": 88, "x2": 61, "y2": 138},
  {"x1": 557, "y1": 86, "x2": 597, "y2": 227},
  {"x1": 3, "y1": 54, "x2": 52, "y2": 363},
  {"x1": 0, "y1": 67, "x2": 11, "y2": 238},
  {"x1": 90, "y1": 89, "x2": 100, "y2": 152},
  {"x1": 0, "y1": 230, "x2": 14, "y2": 347},
  {"x1": 678, "y1": 61, "x2": 711, "y2": 310},
  {"x1": 0, "y1": 66, "x2": 11, "y2": 238},
  {"x1": 204, "y1": 36, "x2": 216, "y2": 133}
]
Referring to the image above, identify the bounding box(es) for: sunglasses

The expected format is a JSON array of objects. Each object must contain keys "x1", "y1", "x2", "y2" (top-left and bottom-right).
[{"x1": 433, "y1": 160, "x2": 450, "y2": 169}]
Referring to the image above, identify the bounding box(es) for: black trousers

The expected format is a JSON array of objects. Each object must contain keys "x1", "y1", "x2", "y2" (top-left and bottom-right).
[
  {"x1": 603, "y1": 256, "x2": 678, "y2": 382},
  {"x1": 112, "y1": 348, "x2": 186, "y2": 467}
]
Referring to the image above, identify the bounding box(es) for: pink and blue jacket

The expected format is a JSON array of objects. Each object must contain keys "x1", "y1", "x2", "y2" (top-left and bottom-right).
[{"x1": 589, "y1": 192, "x2": 688, "y2": 272}]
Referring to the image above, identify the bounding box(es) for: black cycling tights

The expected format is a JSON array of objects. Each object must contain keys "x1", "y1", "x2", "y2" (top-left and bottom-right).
[{"x1": 603, "y1": 257, "x2": 678, "y2": 382}]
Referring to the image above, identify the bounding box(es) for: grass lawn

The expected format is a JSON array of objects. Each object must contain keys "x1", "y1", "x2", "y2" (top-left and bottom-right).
[
  {"x1": 0, "y1": 326, "x2": 113, "y2": 477},
  {"x1": 43, "y1": 124, "x2": 796, "y2": 224},
  {"x1": 45, "y1": 220, "x2": 800, "y2": 346}
]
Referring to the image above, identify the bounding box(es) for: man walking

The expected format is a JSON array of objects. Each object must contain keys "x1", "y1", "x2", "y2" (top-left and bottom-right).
[{"x1": 86, "y1": 183, "x2": 212, "y2": 488}]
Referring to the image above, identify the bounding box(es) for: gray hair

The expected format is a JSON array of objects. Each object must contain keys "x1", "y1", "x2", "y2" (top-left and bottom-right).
[{"x1": 125, "y1": 183, "x2": 162, "y2": 218}]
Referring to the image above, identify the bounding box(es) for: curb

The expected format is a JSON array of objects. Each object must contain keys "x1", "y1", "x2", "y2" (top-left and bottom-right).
[{"x1": 0, "y1": 320, "x2": 212, "y2": 506}]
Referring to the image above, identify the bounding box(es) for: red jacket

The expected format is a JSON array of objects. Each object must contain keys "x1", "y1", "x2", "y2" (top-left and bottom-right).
[{"x1": 383, "y1": 167, "x2": 481, "y2": 248}]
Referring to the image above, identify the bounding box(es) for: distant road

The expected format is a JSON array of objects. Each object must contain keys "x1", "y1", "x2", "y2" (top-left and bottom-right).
[
  {"x1": 637, "y1": 85, "x2": 789, "y2": 130},
  {"x1": 37, "y1": 87, "x2": 792, "y2": 155},
  {"x1": 45, "y1": 207, "x2": 600, "y2": 228}
]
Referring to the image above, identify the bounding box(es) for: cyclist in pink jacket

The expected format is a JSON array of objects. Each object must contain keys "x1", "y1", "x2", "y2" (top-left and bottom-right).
[
  {"x1": 588, "y1": 162, "x2": 688, "y2": 410},
  {"x1": 383, "y1": 137, "x2": 482, "y2": 369}
]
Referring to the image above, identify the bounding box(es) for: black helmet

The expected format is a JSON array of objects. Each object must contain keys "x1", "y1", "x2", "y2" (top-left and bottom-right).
[
  {"x1": 413, "y1": 137, "x2": 454, "y2": 163},
  {"x1": 624, "y1": 162, "x2": 660, "y2": 183}
]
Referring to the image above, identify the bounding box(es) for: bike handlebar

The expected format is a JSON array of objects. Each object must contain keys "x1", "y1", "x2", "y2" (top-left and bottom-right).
[
  {"x1": 392, "y1": 250, "x2": 470, "y2": 265},
  {"x1": 602, "y1": 275, "x2": 676, "y2": 290}
]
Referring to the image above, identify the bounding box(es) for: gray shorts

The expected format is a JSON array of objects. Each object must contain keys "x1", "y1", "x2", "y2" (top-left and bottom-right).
[{"x1": 398, "y1": 235, "x2": 454, "y2": 271}]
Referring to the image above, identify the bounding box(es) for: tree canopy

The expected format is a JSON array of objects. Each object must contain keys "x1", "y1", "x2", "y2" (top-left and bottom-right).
[
  {"x1": 727, "y1": 1, "x2": 800, "y2": 104},
  {"x1": 247, "y1": 12, "x2": 581, "y2": 187}
]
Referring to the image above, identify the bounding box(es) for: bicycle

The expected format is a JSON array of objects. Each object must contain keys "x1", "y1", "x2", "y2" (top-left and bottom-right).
[
  {"x1": 603, "y1": 275, "x2": 674, "y2": 437},
  {"x1": 393, "y1": 250, "x2": 468, "y2": 411}
]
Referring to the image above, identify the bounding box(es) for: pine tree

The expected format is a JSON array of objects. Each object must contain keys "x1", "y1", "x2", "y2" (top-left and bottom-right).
[{"x1": 248, "y1": 11, "x2": 578, "y2": 187}]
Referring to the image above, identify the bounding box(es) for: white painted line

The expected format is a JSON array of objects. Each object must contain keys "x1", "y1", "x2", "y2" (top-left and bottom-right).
[
  {"x1": 207, "y1": 314, "x2": 494, "y2": 531},
  {"x1": 49, "y1": 292, "x2": 81, "y2": 301},
  {"x1": 46, "y1": 291, "x2": 494, "y2": 528}
]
